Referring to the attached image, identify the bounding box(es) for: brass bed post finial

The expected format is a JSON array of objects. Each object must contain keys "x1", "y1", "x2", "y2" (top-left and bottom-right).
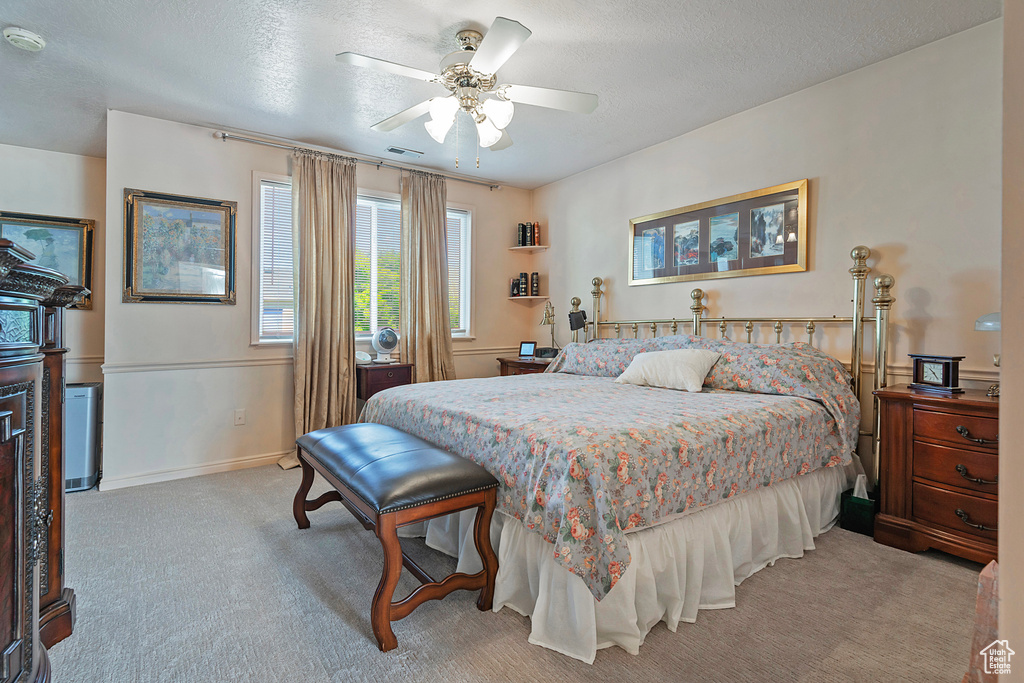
[
  {"x1": 570, "y1": 296, "x2": 582, "y2": 343},
  {"x1": 690, "y1": 288, "x2": 705, "y2": 336},
  {"x1": 871, "y1": 273, "x2": 896, "y2": 486},
  {"x1": 849, "y1": 246, "x2": 871, "y2": 401},
  {"x1": 591, "y1": 277, "x2": 603, "y2": 342}
]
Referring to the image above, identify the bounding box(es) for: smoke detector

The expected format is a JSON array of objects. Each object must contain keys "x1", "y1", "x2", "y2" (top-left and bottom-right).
[{"x1": 3, "y1": 27, "x2": 46, "y2": 52}]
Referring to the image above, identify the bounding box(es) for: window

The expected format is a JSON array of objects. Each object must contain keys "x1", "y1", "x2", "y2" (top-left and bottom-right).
[
  {"x1": 354, "y1": 196, "x2": 401, "y2": 334},
  {"x1": 446, "y1": 207, "x2": 470, "y2": 335},
  {"x1": 255, "y1": 177, "x2": 294, "y2": 343},
  {"x1": 253, "y1": 177, "x2": 472, "y2": 344}
]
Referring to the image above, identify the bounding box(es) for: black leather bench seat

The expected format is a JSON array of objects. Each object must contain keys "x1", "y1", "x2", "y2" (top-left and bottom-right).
[
  {"x1": 292, "y1": 422, "x2": 500, "y2": 652},
  {"x1": 296, "y1": 423, "x2": 498, "y2": 514}
]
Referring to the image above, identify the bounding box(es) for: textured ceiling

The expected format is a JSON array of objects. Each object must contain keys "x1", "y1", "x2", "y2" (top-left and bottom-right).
[{"x1": 0, "y1": 0, "x2": 1002, "y2": 189}]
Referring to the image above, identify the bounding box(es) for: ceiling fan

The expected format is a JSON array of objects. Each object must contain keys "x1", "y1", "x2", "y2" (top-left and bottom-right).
[{"x1": 337, "y1": 17, "x2": 598, "y2": 153}]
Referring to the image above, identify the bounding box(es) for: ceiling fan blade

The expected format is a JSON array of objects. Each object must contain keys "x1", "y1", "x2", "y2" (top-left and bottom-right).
[
  {"x1": 336, "y1": 52, "x2": 439, "y2": 82},
  {"x1": 500, "y1": 84, "x2": 598, "y2": 114},
  {"x1": 371, "y1": 99, "x2": 434, "y2": 132},
  {"x1": 489, "y1": 130, "x2": 513, "y2": 151},
  {"x1": 469, "y1": 17, "x2": 531, "y2": 75}
]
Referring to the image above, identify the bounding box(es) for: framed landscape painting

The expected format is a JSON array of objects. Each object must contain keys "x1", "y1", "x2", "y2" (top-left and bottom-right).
[
  {"x1": 628, "y1": 179, "x2": 808, "y2": 286},
  {"x1": 123, "y1": 188, "x2": 236, "y2": 304},
  {"x1": 0, "y1": 211, "x2": 94, "y2": 309}
]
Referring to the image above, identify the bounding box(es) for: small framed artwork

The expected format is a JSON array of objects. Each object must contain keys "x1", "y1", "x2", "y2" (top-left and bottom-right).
[
  {"x1": 123, "y1": 188, "x2": 236, "y2": 304},
  {"x1": 628, "y1": 179, "x2": 808, "y2": 285},
  {"x1": 0, "y1": 211, "x2": 94, "y2": 309}
]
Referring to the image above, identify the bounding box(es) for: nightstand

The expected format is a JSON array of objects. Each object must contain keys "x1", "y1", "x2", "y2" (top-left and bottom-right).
[
  {"x1": 497, "y1": 357, "x2": 551, "y2": 376},
  {"x1": 357, "y1": 363, "x2": 413, "y2": 400},
  {"x1": 874, "y1": 385, "x2": 998, "y2": 564}
]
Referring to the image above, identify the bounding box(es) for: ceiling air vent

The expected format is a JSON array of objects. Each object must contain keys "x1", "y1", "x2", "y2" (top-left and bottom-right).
[{"x1": 385, "y1": 146, "x2": 423, "y2": 158}]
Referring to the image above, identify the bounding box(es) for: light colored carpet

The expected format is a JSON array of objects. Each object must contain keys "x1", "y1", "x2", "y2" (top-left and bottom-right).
[{"x1": 48, "y1": 465, "x2": 979, "y2": 682}]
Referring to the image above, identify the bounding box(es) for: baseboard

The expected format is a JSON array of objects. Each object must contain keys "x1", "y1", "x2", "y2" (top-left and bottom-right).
[{"x1": 98, "y1": 449, "x2": 292, "y2": 491}]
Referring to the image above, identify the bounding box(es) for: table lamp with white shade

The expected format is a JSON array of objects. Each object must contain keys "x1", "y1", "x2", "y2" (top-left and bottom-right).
[{"x1": 974, "y1": 312, "x2": 1000, "y2": 397}]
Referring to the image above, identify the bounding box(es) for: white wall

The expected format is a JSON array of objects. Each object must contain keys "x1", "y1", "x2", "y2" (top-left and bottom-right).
[
  {"x1": 1000, "y1": 1, "x2": 1022, "y2": 676},
  {"x1": 534, "y1": 22, "x2": 1002, "y2": 391},
  {"x1": 0, "y1": 143, "x2": 106, "y2": 382},
  {"x1": 101, "y1": 111, "x2": 532, "y2": 489}
]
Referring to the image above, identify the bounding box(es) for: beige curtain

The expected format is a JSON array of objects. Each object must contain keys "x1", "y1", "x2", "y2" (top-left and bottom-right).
[
  {"x1": 279, "y1": 150, "x2": 359, "y2": 469},
  {"x1": 399, "y1": 171, "x2": 456, "y2": 383}
]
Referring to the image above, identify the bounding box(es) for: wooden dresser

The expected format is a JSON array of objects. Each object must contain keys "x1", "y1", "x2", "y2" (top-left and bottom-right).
[
  {"x1": 497, "y1": 357, "x2": 551, "y2": 376},
  {"x1": 874, "y1": 385, "x2": 998, "y2": 564},
  {"x1": 0, "y1": 240, "x2": 86, "y2": 683},
  {"x1": 356, "y1": 363, "x2": 413, "y2": 400}
]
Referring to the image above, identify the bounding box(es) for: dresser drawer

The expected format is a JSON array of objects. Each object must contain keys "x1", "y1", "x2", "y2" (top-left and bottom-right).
[
  {"x1": 913, "y1": 441, "x2": 998, "y2": 494},
  {"x1": 914, "y1": 409, "x2": 998, "y2": 450},
  {"x1": 912, "y1": 482, "x2": 997, "y2": 541},
  {"x1": 505, "y1": 365, "x2": 540, "y2": 376}
]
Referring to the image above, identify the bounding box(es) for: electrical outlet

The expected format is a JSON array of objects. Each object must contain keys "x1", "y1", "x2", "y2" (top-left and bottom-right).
[{"x1": 233, "y1": 409, "x2": 246, "y2": 426}]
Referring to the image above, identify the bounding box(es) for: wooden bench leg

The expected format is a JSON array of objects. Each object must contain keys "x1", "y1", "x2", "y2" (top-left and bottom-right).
[
  {"x1": 293, "y1": 451, "x2": 314, "y2": 529},
  {"x1": 473, "y1": 489, "x2": 498, "y2": 611},
  {"x1": 371, "y1": 513, "x2": 402, "y2": 652}
]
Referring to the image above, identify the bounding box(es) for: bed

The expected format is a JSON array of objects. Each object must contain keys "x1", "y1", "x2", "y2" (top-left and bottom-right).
[{"x1": 359, "y1": 246, "x2": 896, "y2": 663}]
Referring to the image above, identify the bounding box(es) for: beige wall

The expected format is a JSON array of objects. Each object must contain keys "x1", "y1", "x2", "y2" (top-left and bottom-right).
[
  {"x1": 1000, "y1": 1, "x2": 1023, "y2": 677},
  {"x1": 533, "y1": 22, "x2": 1002, "y2": 396},
  {"x1": 0, "y1": 143, "x2": 106, "y2": 383},
  {"x1": 101, "y1": 111, "x2": 532, "y2": 489}
]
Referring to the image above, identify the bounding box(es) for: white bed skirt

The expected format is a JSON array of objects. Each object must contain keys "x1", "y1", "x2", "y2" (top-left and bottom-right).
[{"x1": 400, "y1": 462, "x2": 855, "y2": 664}]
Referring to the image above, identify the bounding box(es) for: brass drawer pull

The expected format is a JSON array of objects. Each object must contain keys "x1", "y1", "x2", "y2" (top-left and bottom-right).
[
  {"x1": 955, "y1": 464, "x2": 998, "y2": 486},
  {"x1": 955, "y1": 425, "x2": 998, "y2": 445},
  {"x1": 387, "y1": 371, "x2": 394, "y2": 378},
  {"x1": 955, "y1": 508, "x2": 997, "y2": 532}
]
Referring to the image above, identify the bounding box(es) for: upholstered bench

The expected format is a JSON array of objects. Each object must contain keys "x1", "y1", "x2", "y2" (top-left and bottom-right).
[{"x1": 293, "y1": 423, "x2": 499, "y2": 652}]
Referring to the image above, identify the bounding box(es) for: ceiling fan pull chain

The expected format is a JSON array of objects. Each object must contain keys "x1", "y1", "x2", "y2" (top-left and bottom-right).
[
  {"x1": 476, "y1": 132, "x2": 480, "y2": 168},
  {"x1": 455, "y1": 114, "x2": 460, "y2": 168}
]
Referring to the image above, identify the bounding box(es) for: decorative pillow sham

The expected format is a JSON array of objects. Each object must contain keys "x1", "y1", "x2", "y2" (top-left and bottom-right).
[
  {"x1": 614, "y1": 349, "x2": 722, "y2": 392},
  {"x1": 545, "y1": 335, "x2": 703, "y2": 376}
]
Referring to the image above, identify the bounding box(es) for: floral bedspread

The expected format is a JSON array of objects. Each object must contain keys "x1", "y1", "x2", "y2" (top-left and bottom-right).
[{"x1": 359, "y1": 366, "x2": 857, "y2": 601}]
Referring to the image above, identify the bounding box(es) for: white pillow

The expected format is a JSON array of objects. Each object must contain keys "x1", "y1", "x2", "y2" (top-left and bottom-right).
[{"x1": 614, "y1": 349, "x2": 722, "y2": 392}]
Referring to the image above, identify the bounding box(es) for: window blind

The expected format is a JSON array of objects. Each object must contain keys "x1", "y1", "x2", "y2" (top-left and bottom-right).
[
  {"x1": 258, "y1": 180, "x2": 294, "y2": 340},
  {"x1": 446, "y1": 208, "x2": 469, "y2": 333}
]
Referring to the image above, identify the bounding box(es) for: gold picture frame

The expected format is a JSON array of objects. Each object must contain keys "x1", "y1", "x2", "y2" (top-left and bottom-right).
[
  {"x1": 123, "y1": 188, "x2": 236, "y2": 304},
  {"x1": 628, "y1": 179, "x2": 808, "y2": 286},
  {"x1": 0, "y1": 211, "x2": 95, "y2": 309}
]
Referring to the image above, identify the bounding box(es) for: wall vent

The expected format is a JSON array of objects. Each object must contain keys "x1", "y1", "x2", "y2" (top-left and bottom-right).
[{"x1": 385, "y1": 146, "x2": 424, "y2": 158}]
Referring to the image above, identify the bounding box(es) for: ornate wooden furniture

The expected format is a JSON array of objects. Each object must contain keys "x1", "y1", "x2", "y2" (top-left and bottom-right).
[
  {"x1": 0, "y1": 240, "x2": 86, "y2": 683},
  {"x1": 356, "y1": 363, "x2": 413, "y2": 400},
  {"x1": 294, "y1": 423, "x2": 499, "y2": 652},
  {"x1": 874, "y1": 385, "x2": 998, "y2": 564},
  {"x1": 496, "y1": 357, "x2": 551, "y2": 376}
]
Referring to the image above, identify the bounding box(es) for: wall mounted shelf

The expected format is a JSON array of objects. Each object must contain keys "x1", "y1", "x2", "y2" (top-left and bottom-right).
[{"x1": 508, "y1": 245, "x2": 548, "y2": 253}]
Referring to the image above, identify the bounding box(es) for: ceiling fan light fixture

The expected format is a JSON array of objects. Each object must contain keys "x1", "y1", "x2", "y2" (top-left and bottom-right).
[
  {"x1": 424, "y1": 117, "x2": 454, "y2": 143},
  {"x1": 482, "y1": 96, "x2": 514, "y2": 129},
  {"x1": 475, "y1": 117, "x2": 502, "y2": 148},
  {"x1": 428, "y1": 96, "x2": 459, "y2": 123}
]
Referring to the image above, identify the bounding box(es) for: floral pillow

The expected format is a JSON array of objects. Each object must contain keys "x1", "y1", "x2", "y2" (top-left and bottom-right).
[{"x1": 545, "y1": 335, "x2": 702, "y2": 377}]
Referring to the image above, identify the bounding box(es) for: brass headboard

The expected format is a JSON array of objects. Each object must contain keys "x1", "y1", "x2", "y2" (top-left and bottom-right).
[{"x1": 568, "y1": 245, "x2": 895, "y2": 483}]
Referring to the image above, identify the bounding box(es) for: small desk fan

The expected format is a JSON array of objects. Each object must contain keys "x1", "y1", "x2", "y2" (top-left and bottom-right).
[{"x1": 371, "y1": 327, "x2": 399, "y2": 363}]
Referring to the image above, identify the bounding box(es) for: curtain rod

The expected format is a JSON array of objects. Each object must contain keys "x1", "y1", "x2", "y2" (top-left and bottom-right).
[{"x1": 215, "y1": 131, "x2": 502, "y2": 190}]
